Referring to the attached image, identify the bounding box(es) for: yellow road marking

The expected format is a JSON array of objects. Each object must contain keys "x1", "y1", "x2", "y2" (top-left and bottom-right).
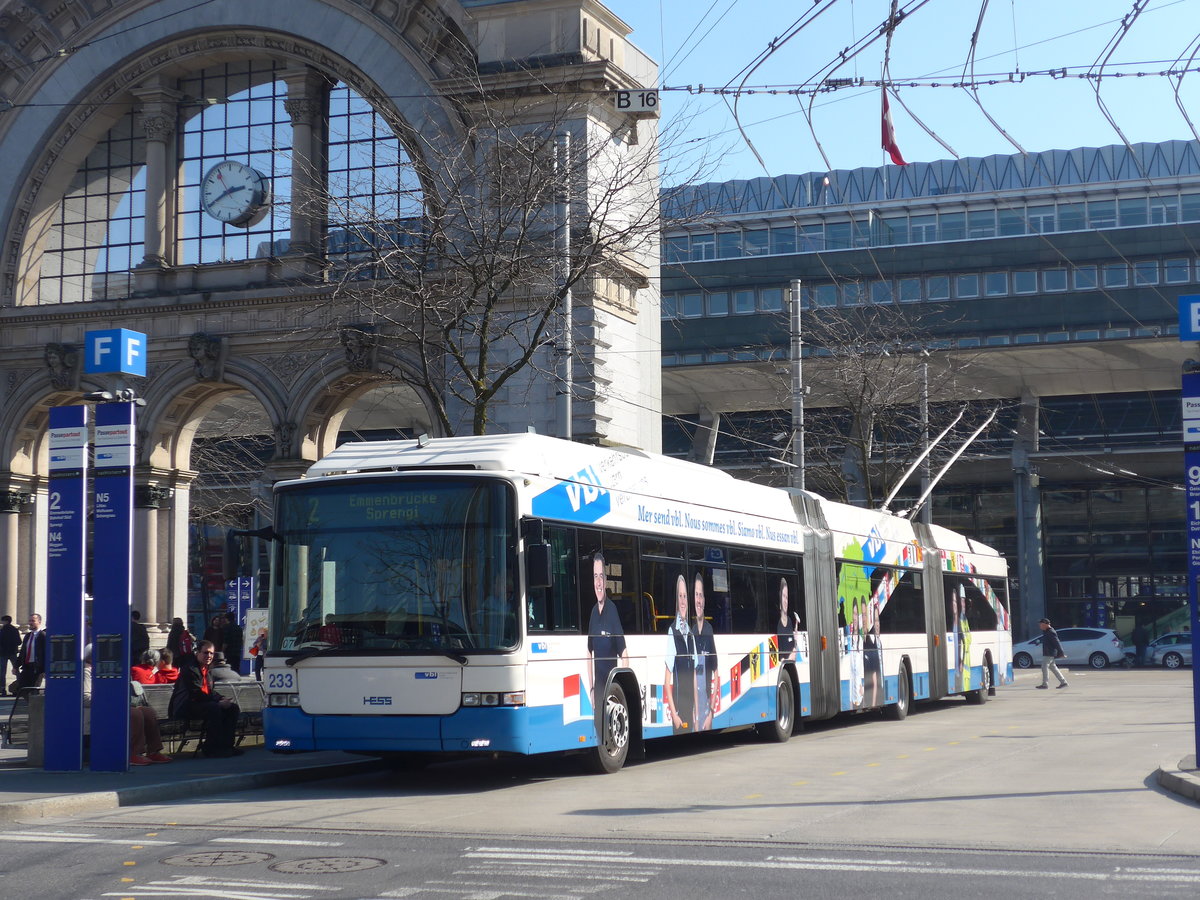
[
  {"x1": 791, "y1": 780, "x2": 808, "y2": 786},
  {"x1": 896, "y1": 754, "x2": 909, "y2": 759},
  {"x1": 744, "y1": 793, "x2": 763, "y2": 799},
  {"x1": 832, "y1": 771, "x2": 847, "y2": 776},
  {"x1": 866, "y1": 762, "x2": 880, "y2": 767}
]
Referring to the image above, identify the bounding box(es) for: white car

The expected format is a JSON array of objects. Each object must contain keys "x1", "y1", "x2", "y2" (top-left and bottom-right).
[
  {"x1": 1013, "y1": 627, "x2": 1125, "y2": 670},
  {"x1": 1146, "y1": 632, "x2": 1194, "y2": 669}
]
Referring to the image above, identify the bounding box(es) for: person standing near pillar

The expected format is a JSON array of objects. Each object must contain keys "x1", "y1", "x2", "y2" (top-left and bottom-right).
[
  {"x1": 131, "y1": 610, "x2": 151, "y2": 666},
  {"x1": 16, "y1": 612, "x2": 46, "y2": 691},
  {"x1": 0, "y1": 615, "x2": 20, "y2": 694}
]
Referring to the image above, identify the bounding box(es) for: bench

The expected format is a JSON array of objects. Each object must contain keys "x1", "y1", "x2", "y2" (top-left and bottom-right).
[
  {"x1": 142, "y1": 681, "x2": 266, "y2": 755},
  {"x1": 1, "y1": 687, "x2": 38, "y2": 749}
]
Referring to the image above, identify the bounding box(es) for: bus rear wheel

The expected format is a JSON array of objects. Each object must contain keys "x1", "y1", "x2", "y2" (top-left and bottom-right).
[
  {"x1": 588, "y1": 681, "x2": 631, "y2": 774},
  {"x1": 885, "y1": 663, "x2": 910, "y2": 720},
  {"x1": 756, "y1": 675, "x2": 794, "y2": 743}
]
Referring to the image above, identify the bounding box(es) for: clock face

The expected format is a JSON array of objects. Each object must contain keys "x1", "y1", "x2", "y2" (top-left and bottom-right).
[{"x1": 200, "y1": 160, "x2": 270, "y2": 227}]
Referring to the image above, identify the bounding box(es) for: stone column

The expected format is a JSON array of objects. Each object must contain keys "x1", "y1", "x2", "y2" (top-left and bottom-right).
[
  {"x1": 134, "y1": 483, "x2": 173, "y2": 630},
  {"x1": 131, "y1": 81, "x2": 180, "y2": 293},
  {"x1": 281, "y1": 68, "x2": 329, "y2": 277},
  {"x1": 165, "y1": 473, "x2": 196, "y2": 628},
  {"x1": 0, "y1": 487, "x2": 32, "y2": 624}
]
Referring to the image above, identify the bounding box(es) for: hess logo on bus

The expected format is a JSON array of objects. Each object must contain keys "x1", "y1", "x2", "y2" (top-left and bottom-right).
[{"x1": 363, "y1": 696, "x2": 393, "y2": 706}]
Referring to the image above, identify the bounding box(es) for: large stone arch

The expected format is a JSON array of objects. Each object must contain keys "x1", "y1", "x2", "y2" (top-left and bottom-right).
[
  {"x1": 137, "y1": 358, "x2": 291, "y2": 474},
  {"x1": 0, "y1": 0, "x2": 473, "y2": 304},
  {"x1": 287, "y1": 345, "x2": 443, "y2": 463}
]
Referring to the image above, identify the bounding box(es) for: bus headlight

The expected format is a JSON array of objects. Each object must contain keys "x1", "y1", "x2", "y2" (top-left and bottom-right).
[
  {"x1": 461, "y1": 691, "x2": 525, "y2": 708},
  {"x1": 269, "y1": 694, "x2": 302, "y2": 707}
]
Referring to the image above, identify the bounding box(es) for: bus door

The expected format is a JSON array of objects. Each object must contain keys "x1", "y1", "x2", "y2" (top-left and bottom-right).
[
  {"x1": 802, "y1": 528, "x2": 841, "y2": 720},
  {"x1": 923, "y1": 553, "x2": 949, "y2": 699}
]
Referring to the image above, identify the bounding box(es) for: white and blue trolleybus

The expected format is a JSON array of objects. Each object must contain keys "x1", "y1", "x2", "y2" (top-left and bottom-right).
[{"x1": 263, "y1": 434, "x2": 1011, "y2": 772}]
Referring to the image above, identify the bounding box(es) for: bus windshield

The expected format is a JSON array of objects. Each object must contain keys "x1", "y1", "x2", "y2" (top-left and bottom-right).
[{"x1": 269, "y1": 476, "x2": 518, "y2": 655}]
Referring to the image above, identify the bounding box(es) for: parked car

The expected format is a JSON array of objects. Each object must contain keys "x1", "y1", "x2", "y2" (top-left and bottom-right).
[
  {"x1": 1013, "y1": 627, "x2": 1125, "y2": 670},
  {"x1": 1146, "y1": 632, "x2": 1195, "y2": 669}
]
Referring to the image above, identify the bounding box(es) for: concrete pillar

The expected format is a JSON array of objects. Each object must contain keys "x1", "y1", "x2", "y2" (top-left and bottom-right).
[
  {"x1": 1012, "y1": 392, "x2": 1045, "y2": 639},
  {"x1": 131, "y1": 81, "x2": 180, "y2": 292}
]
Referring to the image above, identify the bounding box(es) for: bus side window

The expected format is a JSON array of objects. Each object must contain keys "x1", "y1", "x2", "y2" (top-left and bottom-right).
[
  {"x1": 529, "y1": 525, "x2": 579, "y2": 632},
  {"x1": 878, "y1": 570, "x2": 925, "y2": 633}
]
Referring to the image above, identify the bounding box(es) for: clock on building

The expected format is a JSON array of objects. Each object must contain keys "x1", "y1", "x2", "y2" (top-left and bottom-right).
[{"x1": 199, "y1": 160, "x2": 271, "y2": 227}]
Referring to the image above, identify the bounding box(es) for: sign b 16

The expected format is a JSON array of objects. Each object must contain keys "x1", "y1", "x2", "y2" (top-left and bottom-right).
[{"x1": 612, "y1": 89, "x2": 659, "y2": 115}]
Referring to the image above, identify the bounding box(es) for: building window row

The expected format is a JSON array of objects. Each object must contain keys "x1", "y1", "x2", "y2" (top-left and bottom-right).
[
  {"x1": 662, "y1": 325, "x2": 1176, "y2": 367},
  {"x1": 662, "y1": 256, "x2": 1197, "y2": 319},
  {"x1": 664, "y1": 190, "x2": 1200, "y2": 263}
]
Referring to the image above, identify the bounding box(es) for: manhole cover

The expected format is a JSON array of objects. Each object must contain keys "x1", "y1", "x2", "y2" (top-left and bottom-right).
[
  {"x1": 269, "y1": 857, "x2": 386, "y2": 874},
  {"x1": 161, "y1": 850, "x2": 275, "y2": 867}
]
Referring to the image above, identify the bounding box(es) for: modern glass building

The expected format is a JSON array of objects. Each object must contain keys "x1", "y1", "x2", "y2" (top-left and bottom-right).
[{"x1": 660, "y1": 141, "x2": 1197, "y2": 642}]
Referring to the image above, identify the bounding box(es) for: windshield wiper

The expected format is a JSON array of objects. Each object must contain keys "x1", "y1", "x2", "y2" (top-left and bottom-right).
[
  {"x1": 435, "y1": 649, "x2": 469, "y2": 665},
  {"x1": 285, "y1": 644, "x2": 345, "y2": 666}
]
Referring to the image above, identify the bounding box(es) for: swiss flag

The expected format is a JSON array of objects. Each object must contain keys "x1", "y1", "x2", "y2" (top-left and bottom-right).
[{"x1": 881, "y1": 87, "x2": 907, "y2": 165}]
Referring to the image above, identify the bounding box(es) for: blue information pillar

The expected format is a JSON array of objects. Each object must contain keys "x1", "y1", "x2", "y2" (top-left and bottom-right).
[
  {"x1": 43, "y1": 406, "x2": 88, "y2": 772},
  {"x1": 1178, "y1": 295, "x2": 1200, "y2": 764},
  {"x1": 90, "y1": 402, "x2": 136, "y2": 772}
]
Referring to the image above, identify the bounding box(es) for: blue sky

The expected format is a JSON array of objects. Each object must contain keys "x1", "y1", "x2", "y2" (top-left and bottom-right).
[{"x1": 604, "y1": 0, "x2": 1200, "y2": 184}]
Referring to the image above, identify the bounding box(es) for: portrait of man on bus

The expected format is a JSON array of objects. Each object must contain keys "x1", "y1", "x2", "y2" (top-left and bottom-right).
[
  {"x1": 586, "y1": 551, "x2": 628, "y2": 732},
  {"x1": 664, "y1": 573, "x2": 696, "y2": 733},
  {"x1": 693, "y1": 571, "x2": 719, "y2": 731}
]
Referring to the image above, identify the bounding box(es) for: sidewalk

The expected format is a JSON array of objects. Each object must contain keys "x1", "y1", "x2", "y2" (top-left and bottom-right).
[{"x1": 0, "y1": 694, "x2": 385, "y2": 819}]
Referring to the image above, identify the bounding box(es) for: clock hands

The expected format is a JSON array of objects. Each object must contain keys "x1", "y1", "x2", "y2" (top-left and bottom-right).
[{"x1": 208, "y1": 183, "x2": 246, "y2": 205}]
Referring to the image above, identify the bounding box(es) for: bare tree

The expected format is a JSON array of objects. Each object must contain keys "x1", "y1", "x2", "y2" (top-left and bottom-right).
[{"x1": 301, "y1": 69, "x2": 702, "y2": 437}]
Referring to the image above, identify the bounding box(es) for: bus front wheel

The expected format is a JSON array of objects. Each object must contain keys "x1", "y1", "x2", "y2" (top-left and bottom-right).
[
  {"x1": 589, "y1": 681, "x2": 631, "y2": 774},
  {"x1": 756, "y1": 675, "x2": 794, "y2": 743}
]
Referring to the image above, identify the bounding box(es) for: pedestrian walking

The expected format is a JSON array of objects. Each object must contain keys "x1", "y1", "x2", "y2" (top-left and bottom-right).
[{"x1": 1037, "y1": 617, "x2": 1069, "y2": 690}]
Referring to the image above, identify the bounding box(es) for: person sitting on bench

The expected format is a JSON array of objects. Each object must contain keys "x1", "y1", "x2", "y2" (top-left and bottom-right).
[{"x1": 169, "y1": 640, "x2": 241, "y2": 758}]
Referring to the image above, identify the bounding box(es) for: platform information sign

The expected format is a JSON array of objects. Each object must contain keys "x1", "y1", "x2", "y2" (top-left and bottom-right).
[
  {"x1": 43, "y1": 405, "x2": 88, "y2": 771},
  {"x1": 89, "y1": 402, "x2": 136, "y2": 772}
]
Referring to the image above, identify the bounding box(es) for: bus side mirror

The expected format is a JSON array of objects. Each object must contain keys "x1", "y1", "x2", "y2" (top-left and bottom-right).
[{"x1": 526, "y1": 542, "x2": 553, "y2": 589}]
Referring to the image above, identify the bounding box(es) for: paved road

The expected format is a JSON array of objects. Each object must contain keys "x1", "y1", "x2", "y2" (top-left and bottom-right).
[
  {"x1": 63, "y1": 668, "x2": 1199, "y2": 856},
  {"x1": 3, "y1": 667, "x2": 1197, "y2": 898}
]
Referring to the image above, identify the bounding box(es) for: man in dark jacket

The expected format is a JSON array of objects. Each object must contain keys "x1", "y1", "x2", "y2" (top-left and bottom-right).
[
  {"x1": 130, "y1": 610, "x2": 151, "y2": 666},
  {"x1": 1037, "y1": 617, "x2": 1069, "y2": 690},
  {"x1": 0, "y1": 615, "x2": 20, "y2": 695},
  {"x1": 15, "y1": 613, "x2": 46, "y2": 692},
  {"x1": 169, "y1": 641, "x2": 241, "y2": 757}
]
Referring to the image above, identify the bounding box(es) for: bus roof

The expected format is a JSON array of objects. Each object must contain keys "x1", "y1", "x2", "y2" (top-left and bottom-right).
[{"x1": 295, "y1": 433, "x2": 1002, "y2": 566}]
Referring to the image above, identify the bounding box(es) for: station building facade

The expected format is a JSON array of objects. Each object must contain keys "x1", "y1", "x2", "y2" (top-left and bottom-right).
[
  {"x1": 0, "y1": 0, "x2": 660, "y2": 637},
  {"x1": 660, "y1": 142, "x2": 1198, "y2": 640}
]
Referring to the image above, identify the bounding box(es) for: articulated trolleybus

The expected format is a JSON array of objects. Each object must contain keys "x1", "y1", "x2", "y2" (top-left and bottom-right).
[{"x1": 263, "y1": 434, "x2": 1011, "y2": 773}]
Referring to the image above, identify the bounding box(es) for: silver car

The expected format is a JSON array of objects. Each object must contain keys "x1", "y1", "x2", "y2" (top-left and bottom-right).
[
  {"x1": 1013, "y1": 627, "x2": 1125, "y2": 670},
  {"x1": 1146, "y1": 632, "x2": 1195, "y2": 669}
]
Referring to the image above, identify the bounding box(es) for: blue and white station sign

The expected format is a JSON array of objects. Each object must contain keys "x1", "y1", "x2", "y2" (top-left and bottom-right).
[
  {"x1": 84, "y1": 328, "x2": 146, "y2": 376},
  {"x1": 1179, "y1": 294, "x2": 1200, "y2": 341}
]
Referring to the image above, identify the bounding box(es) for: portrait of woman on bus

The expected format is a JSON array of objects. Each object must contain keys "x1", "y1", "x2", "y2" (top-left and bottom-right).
[
  {"x1": 664, "y1": 573, "x2": 696, "y2": 733},
  {"x1": 775, "y1": 577, "x2": 799, "y2": 664}
]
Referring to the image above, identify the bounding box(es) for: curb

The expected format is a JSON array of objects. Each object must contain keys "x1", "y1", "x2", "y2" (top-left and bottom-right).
[
  {"x1": 1156, "y1": 756, "x2": 1200, "y2": 804},
  {"x1": 0, "y1": 757, "x2": 386, "y2": 819}
]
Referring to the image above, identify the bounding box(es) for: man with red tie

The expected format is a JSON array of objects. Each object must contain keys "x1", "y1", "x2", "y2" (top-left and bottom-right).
[
  {"x1": 15, "y1": 613, "x2": 46, "y2": 692},
  {"x1": 168, "y1": 640, "x2": 241, "y2": 757}
]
